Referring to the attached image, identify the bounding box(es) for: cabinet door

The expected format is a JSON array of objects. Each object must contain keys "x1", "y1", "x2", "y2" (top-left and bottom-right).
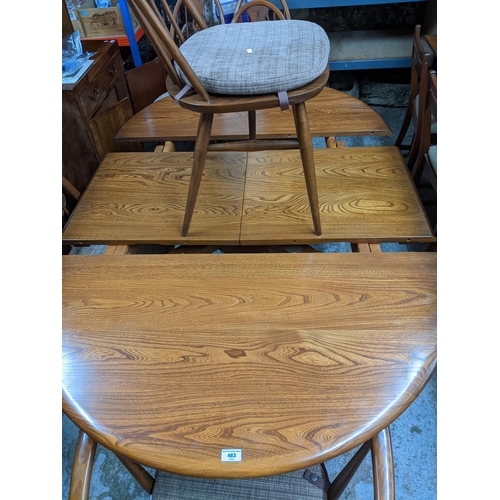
[{"x1": 89, "y1": 96, "x2": 142, "y2": 159}]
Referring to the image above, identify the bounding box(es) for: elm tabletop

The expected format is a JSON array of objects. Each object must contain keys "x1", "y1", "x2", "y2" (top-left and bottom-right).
[{"x1": 63, "y1": 252, "x2": 437, "y2": 481}]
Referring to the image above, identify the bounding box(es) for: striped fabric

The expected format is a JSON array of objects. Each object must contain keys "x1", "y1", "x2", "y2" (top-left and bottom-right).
[
  {"x1": 175, "y1": 20, "x2": 330, "y2": 95},
  {"x1": 152, "y1": 464, "x2": 327, "y2": 499}
]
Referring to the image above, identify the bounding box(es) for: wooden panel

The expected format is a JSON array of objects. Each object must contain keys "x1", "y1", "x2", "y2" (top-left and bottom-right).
[
  {"x1": 240, "y1": 147, "x2": 435, "y2": 245},
  {"x1": 115, "y1": 86, "x2": 391, "y2": 143},
  {"x1": 62, "y1": 252, "x2": 437, "y2": 478},
  {"x1": 89, "y1": 95, "x2": 140, "y2": 158},
  {"x1": 124, "y1": 57, "x2": 167, "y2": 114},
  {"x1": 62, "y1": 152, "x2": 247, "y2": 246}
]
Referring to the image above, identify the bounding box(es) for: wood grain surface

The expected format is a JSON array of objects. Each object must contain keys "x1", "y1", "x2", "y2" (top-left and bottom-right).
[
  {"x1": 241, "y1": 147, "x2": 435, "y2": 244},
  {"x1": 62, "y1": 151, "x2": 247, "y2": 246},
  {"x1": 63, "y1": 148, "x2": 435, "y2": 246},
  {"x1": 63, "y1": 252, "x2": 437, "y2": 479},
  {"x1": 115, "y1": 86, "x2": 392, "y2": 143}
]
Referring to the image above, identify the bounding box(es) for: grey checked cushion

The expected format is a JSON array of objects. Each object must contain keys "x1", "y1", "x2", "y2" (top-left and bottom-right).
[
  {"x1": 175, "y1": 20, "x2": 330, "y2": 95},
  {"x1": 152, "y1": 464, "x2": 327, "y2": 499}
]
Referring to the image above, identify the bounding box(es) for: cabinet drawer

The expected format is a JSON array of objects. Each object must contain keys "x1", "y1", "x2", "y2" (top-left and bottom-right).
[
  {"x1": 78, "y1": 70, "x2": 107, "y2": 119},
  {"x1": 77, "y1": 50, "x2": 123, "y2": 120},
  {"x1": 102, "y1": 50, "x2": 122, "y2": 87}
]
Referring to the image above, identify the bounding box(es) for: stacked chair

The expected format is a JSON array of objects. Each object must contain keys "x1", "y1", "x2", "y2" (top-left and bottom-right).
[
  {"x1": 410, "y1": 68, "x2": 437, "y2": 251},
  {"x1": 62, "y1": 4, "x2": 437, "y2": 498},
  {"x1": 394, "y1": 24, "x2": 437, "y2": 170},
  {"x1": 411, "y1": 70, "x2": 437, "y2": 190}
]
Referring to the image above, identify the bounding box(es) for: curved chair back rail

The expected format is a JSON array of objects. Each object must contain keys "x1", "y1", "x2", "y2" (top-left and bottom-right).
[
  {"x1": 63, "y1": 252, "x2": 437, "y2": 479},
  {"x1": 232, "y1": 0, "x2": 291, "y2": 22}
]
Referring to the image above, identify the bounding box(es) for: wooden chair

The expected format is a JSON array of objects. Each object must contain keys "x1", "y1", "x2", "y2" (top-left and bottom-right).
[
  {"x1": 410, "y1": 69, "x2": 437, "y2": 251},
  {"x1": 411, "y1": 70, "x2": 437, "y2": 189},
  {"x1": 394, "y1": 25, "x2": 435, "y2": 170},
  {"x1": 232, "y1": 0, "x2": 291, "y2": 22},
  {"x1": 69, "y1": 425, "x2": 394, "y2": 500},
  {"x1": 127, "y1": 0, "x2": 330, "y2": 237}
]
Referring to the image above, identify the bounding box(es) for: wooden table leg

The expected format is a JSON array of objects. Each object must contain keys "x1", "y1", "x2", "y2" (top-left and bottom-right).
[
  {"x1": 351, "y1": 243, "x2": 382, "y2": 253},
  {"x1": 104, "y1": 245, "x2": 130, "y2": 255}
]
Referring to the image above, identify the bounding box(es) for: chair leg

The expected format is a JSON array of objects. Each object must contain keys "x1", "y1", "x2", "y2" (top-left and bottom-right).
[
  {"x1": 326, "y1": 440, "x2": 371, "y2": 500},
  {"x1": 371, "y1": 427, "x2": 395, "y2": 500},
  {"x1": 394, "y1": 104, "x2": 413, "y2": 148},
  {"x1": 181, "y1": 112, "x2": 214, "y2": 237},
  {"x1": 69, "y1": 430, "x2": 97, "y2": 500},
  {"x1": 411, "y1": 154, "x2": 425, "y2": 184},
  {"x1": 115, "y1": 454, "x2": 155, "y2": 494},
  {"x1": 406, "y1": 132, "x2": 421, "y2": 172},
  {"x1": 292, "y1": 102, "x2": 322, "y2": 236},
  {"x1": 248, "y1": 110, "x2": 256, "y2": 140}
]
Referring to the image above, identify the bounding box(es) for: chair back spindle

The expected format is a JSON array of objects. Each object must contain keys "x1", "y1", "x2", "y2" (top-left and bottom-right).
[{"x1": 128, "y1": 0, "x2": 210, "y2": 100}]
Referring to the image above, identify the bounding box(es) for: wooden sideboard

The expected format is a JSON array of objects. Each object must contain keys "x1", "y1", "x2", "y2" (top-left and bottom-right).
[{"x1": 62, "y1": 40, "x2": 140, "y2": 193}]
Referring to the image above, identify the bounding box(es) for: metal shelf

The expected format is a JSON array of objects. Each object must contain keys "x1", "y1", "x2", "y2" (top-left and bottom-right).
[
  {"x1": 282, "y1": 0, "x2": 426, "y2": 7},
  {"x1": 278, "y1": 0, "x2": 426, "y2": 70},
  {"x1": 327, "y1": 29, "x2": 414, "y2": 70}
]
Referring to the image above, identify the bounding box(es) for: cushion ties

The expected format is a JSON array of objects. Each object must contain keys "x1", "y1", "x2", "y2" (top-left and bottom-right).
[
  {"x1": 278, "y1": 90, "x2": 289, "y2": 111},
  {"x1": 174, "y1": 83, "x2": 193, "y2": 103}
]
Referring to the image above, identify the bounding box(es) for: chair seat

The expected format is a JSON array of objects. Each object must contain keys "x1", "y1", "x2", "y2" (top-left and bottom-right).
[
  {"x1": 152, "y1": 464, "x2": 327, "y2": 499},
  {"x1": 176, "y1": 20, "x2": 330, "y2": 95}
]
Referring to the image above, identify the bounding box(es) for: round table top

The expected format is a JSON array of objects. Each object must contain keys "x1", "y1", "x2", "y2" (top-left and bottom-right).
[{"x1": 62, "y1": 252, "x2": 436, "y2": 479}]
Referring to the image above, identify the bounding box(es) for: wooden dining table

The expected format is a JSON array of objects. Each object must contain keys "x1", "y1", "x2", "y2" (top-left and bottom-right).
[
  {"x1": 63, "y1": 252, "x2": 437, "y2": 498},
  {"x1": 114, "y1": 86, "x2": 392, "y2": 144},
  {"x1": 62, "y1": 147, "x2": 436, "y2": 248}
]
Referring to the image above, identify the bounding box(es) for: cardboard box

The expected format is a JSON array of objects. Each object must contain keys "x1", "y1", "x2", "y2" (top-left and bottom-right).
[
  {"x1": 67, "y1": 8, "x2": 85, "y2": 38},
  {"x1": 77, "y1": 0, "x2": 139, "y2": 38}
]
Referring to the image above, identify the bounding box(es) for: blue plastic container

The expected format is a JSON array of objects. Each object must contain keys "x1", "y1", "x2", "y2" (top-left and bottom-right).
[{"x1": 217, "y1": 1, "x2": 248, "y2": 23}]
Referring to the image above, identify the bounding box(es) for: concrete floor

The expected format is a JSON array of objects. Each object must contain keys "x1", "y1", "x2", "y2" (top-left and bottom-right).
[{"x1": 62, "y1": 74, "x2": 437, "y2": 499}]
